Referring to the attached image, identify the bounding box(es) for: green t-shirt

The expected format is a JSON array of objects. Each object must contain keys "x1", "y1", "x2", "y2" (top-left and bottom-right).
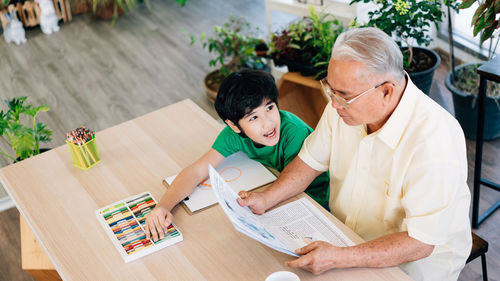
[{"x1": 212, "y1": 110, "x2": 329, "y2": 207}]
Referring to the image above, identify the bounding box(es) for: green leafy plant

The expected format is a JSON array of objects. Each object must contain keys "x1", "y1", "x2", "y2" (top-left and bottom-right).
[
  {"x1": 447, "y1": 0, "x2": 499, "y2": 100},
  {"x1": 349, "y1": 0, "x2": 458, "y2": 68},
  {"x1": 458, "y1": 0, "x2": 499, "y2": 59},
  {"x1": 453, "y1": 64, "x2": 500, "y2": 98},
  {"x1": 269, "y1": 6, "x2": 346, "y2": 79},
  {"x1": 0, "y1": 97, "x2": 53, "y2": 161},
  {"x1": 191, "y1": 16, "x2": 264, "y2": 78}
]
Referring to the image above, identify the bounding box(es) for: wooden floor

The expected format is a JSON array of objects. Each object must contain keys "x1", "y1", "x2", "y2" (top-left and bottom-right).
[{"x1": 0, "y1": 0, "x2": 498, "y2": 280}]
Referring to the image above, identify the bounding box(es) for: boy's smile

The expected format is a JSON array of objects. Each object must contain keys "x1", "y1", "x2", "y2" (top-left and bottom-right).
[{"x1": 226, "y1": 99, "x2": 281, "y2": 147}]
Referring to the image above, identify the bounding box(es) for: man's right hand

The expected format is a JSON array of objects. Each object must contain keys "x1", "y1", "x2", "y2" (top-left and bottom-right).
[
  {"x1": 144, "y1": 206, "x2": 173, "y2": 242},
  {"x1": 237, "y1": 191, "x2": 269, "y2": 215}
]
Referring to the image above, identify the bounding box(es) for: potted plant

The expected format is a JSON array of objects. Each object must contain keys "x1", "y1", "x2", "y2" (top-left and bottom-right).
[
  {"x1": 69, "y1": 0, "x2": 90, "y2": 15},
  {"x1": 269, "y1": 6, "x2": 345, "y2": 79},
  {"x1": 0, "y1": 97, "x2": 53, "y2": 162},
  {"x1": 349, "y1": 0, "x2": 458, "y2": 95},
  {"x1": 89, "y1": 0, "x2": 186, "y2": 25},
  {"x1": 444, "y1": 0, "x2": 500, "y2": 140},
  {"x1": 190, "y1": 16, "x2": 267, "y2": 102}
]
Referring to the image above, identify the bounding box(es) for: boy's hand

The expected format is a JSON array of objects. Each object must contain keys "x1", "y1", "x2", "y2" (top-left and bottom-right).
[
  {"x1": 144, "y1": 206, "x2": 173, "y2": 242},
  {"x1": 237, "y1": 191, "x2": 268, "y2": 215}
]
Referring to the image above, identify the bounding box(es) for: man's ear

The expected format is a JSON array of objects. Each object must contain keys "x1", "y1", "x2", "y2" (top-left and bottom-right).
[
  {"x1": 382, "y1": 83, "x2": 395, "y2": 105},
  {"x1": 225, "y1": 119, "x2": 241, "y2": 134}
]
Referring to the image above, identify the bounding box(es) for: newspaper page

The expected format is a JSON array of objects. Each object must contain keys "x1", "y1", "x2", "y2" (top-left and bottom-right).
[{"x1": 208, "y1": 165, "x2": 354, "y2": 257}]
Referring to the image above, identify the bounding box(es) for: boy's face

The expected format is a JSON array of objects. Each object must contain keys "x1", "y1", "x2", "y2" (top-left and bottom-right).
[{"x1": 226, "y1": 99, "x2": 281, "y2": 146}]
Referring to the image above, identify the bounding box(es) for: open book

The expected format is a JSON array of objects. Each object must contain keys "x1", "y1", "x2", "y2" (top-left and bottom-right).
[
  {"x1": 164, "y1": 152, "x2": 277, "y2": 213},
  {"x1": 208, "y1": 165, "x2": 354, "y2": 257}
]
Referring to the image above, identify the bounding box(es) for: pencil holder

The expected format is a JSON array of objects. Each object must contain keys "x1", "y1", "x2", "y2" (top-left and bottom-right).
[{"x1": 66, "y1": 138, "x2": 101, "y2": 170}]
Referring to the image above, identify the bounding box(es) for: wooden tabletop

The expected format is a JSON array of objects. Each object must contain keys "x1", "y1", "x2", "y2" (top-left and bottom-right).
[{"x1": 0, "y1": 99, "x2": 411, "y2": 280}]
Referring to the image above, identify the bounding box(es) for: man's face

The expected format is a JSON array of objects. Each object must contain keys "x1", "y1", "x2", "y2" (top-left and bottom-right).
[
  {"x1": 326, "y1": 59, "x2": 390, "y2": 128},
  {"x1": 226, "y1": 99, "x2": 281, "y2": 146}
]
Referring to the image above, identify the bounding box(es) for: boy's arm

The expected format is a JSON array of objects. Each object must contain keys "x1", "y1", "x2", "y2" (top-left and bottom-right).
[{"x1": 145, "y1": 148, "x2": 225, "y2": 241}]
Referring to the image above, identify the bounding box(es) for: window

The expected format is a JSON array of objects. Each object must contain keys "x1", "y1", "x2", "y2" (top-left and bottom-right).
[{"x1": 440, "y1": 3, "x2": 500, "y2": 59}]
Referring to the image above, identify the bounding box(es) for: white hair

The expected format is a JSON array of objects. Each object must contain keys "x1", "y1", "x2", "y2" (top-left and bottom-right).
[{"x1": 331, "y1": 27, "x2": 404, "y2": 80}]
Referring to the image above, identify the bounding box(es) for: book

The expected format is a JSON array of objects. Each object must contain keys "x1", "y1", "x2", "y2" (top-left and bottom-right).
[
  {"x1": 164, "y1": 151, "x2": 277, "y2": 213},
  {"x1": 95, "y1": 192, "x2": 183, "y2": 263},
  {"x1": 208, "y1": 165, "x2": 354, "y2": 256}
]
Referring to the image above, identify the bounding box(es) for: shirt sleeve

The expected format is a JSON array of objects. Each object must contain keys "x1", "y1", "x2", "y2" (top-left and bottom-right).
[
  {"x1": 298, "y1": 104, "x2": 333, "y2": 172},
  {"x1": 401, "y1": 155, "x2": 468, "y2": 246},
  {"x1": 282, "y1": 124, "x2": 311, "y2": 167},
  {"x1": 211, "y1": 127, "x2": 240, "y2": 157}
]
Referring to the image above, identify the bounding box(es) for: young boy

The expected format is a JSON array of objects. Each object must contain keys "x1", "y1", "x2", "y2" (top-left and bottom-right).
[{"x1": 145, "y1": 69, "x2": 329, "y2": 242}]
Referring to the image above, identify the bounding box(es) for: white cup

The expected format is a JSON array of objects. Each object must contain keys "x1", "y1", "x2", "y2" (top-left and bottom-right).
[{"x1": 265, "y1": 271, "x2": 300, "y2": 281}]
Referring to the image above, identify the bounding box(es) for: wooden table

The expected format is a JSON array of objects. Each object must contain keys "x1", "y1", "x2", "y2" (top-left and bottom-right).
[{"x1": 0, "y1": 99, "x2": 411, "y2": 280}]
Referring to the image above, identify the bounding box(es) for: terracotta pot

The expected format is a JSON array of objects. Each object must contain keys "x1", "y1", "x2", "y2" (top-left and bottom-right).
[
  {"x1": 93, "y1": 2, "x2": 123, "y2": 20},
  {"x1": 70, "y1": 0, "x2": 89, "y2": 15},
  {"x1": 203, "y1": 70, "x2": 223, "y2": 103}
]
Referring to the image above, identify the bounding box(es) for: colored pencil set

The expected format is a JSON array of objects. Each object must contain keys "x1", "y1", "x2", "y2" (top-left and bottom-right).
[
  {"x1": 66, "y1": 127, "x2": 100, "y2": 170},
  {"x1": 96, "y1": 192, "x2": 183, "y2": 263}
]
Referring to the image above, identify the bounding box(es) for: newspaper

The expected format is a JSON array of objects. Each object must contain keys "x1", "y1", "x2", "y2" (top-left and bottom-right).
[{"x1": 208, "y1": 165, "x2": 354, "y2": 257}]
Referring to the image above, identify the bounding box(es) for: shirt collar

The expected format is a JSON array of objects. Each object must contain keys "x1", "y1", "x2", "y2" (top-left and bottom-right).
[{"x1": 375, "y1": 73, "x2": 418, "y2": 149}]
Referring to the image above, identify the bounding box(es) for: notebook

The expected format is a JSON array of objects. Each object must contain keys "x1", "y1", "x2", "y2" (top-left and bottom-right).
[{"x1": 164, "y1": 151, "x2": 277, "y2": 213}]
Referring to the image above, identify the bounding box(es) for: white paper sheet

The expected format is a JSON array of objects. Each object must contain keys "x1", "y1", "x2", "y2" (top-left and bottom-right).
[
  {"x1": 164, "y1": 151, "x2": 277, "y2": 213},
  {"x1": 208, "y1": 164, "x2": 354, "y2": 257}
]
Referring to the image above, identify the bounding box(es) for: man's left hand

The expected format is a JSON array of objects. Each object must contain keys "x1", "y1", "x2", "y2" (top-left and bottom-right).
[{"x1": 285, "y1": 241, "x2": 343, "y2": 275}]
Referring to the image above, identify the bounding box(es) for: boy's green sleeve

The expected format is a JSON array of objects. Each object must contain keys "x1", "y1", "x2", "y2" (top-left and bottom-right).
[
  {"x1": 282, "y1": 125, "x2": 330, "y2": 208},
  {"x1": 211, "y1": 127, "x2": 240, "y2": 157}
]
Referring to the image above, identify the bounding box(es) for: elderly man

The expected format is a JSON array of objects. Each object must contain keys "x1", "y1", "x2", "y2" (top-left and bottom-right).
[{"x1": 238, "y1": 27, "x2": 472, "y2": 281}]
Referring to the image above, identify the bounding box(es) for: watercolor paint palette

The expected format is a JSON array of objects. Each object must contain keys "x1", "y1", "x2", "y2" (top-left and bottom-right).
[{"x1": 96, "y1": 192, "x2": 183, "y2": 263}]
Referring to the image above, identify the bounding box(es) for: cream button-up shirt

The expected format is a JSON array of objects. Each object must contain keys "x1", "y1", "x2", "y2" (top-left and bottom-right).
[{"x1": 298, "y1": 77, "x2": 472, "y2": 281}]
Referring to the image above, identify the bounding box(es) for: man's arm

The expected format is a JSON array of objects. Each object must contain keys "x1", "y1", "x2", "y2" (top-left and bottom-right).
[
  {"x1": 286, "y1": 231, "x2": 434, "y2": 275},
  {"x1": 238, "y1": 156, "x2": 323, "y2": 214}
]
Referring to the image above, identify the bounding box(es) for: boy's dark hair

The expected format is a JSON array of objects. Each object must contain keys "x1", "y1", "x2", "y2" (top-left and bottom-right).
[{"x1": 214, "y1": 69, "x2": 279, "y2": 126}]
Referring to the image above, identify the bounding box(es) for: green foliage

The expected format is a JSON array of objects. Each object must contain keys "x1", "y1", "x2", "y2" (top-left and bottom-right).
[
  {"x1": 0, "y1": 97, "x2": 53, "y2": 162},
  {"x1": 269, "y1": 6, "x2": 346, "y2": 79},
  {"x1": 192, "y1": 16, "x2": 264, "y2": 78},
  {"x1": 350, "y1": 0, "x2": 458, "y2": 66},
  {"x1": 453, "y1": 64, "x2": 500, "y2": 99},
  {"x1": 458, "y1": 0, "x2": 499, "y2": 52}
]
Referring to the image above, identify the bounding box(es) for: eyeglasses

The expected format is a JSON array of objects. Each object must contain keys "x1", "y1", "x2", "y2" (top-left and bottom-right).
[{"x1": 320, "y1": 78, "x2": 391, "y2": 109}]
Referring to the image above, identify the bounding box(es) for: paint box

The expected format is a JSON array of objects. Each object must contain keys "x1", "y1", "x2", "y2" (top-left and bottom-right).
[{"x1": 95, "y1": 192, "x2": 183, "y2": 263}]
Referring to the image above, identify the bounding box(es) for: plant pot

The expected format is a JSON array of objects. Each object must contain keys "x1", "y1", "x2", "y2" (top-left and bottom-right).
[
  {"x1": 445, "y1": 63, "x2": 500, "y2": 140},
  {"x1": 93, "y1": 2, "x2": 124, "y2": 20},
  {"x1": 14, "y1": 148, "x2": 51, "y2": 163},
  {"x1": 402, "y1": 47, "x2": 441, "y2": 95},
  {"x1": 203, "y1": 70, "x2": 224, "y2": 103},
  {"x1": 203, "y1": 65, "x2": 272, "y2": 103},
  {"x1": 70, "y1": 0, "x2": 89, "y2": 15},
  {"x1": 255, "y1": 41, "x2": 269, "y2": 57},
  {"x1": 272, "y1": 54, "x2": 319, "y2": 77}
]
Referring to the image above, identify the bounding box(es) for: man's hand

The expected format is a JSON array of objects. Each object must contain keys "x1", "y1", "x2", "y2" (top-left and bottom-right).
[
  {"x1": 237, "y1": 190, "x2": 268, "y2": 215},
  {"x1": 286, "y1": 241, "x2": 342, "y2": 275},
  {"x1": 144, "y1": 206, "x2": 173, "y2": 242}
]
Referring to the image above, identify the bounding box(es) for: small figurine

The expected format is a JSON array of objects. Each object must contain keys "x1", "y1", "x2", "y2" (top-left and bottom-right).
[
  {"x1": 36, "y1": 0, "x2": 59, "y2": 34},
  {"x1": 3, "y1": 10, "x2": 27, "y2": 45}
]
